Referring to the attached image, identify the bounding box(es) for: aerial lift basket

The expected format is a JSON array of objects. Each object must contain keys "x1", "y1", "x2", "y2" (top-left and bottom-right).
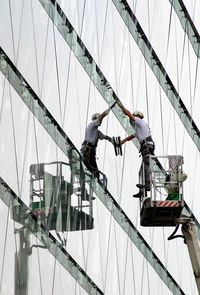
[{"x1": 139, "y1": 155, "x2": 186, "y2": 227}]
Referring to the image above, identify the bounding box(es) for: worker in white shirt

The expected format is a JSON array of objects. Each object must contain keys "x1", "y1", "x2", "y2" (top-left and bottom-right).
[
  {"x1": 117, "y1": 101, "x2": 155, "y2": 198},
  {"x1": 81, "y1": 102, "x2": 116, "y2": 176}
]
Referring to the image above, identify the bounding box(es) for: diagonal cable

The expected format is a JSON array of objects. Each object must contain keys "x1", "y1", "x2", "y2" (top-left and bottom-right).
[
  {"x1": 0, "y1": 46, "x2": 186, "y2": 295},
  {"x1": 168, "y1": 0, "x2": 200, "y2": 58}
]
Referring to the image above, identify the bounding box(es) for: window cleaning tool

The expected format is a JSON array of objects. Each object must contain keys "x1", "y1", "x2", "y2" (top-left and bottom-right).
[{"x1": 112, "y1": 136, "x2": 122, "y2": 156}]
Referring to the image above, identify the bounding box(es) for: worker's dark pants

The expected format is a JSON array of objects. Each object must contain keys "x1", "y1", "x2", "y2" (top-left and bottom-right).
[
  {"x1": 141, "y1": 143, "x2": 155, "y2": 191},
  {"x1": 81, "y1": 143, "x2": 99, "y2": 176},
  {"x1": 142, "y1": 155, "x2": 151, "y2": 191}
]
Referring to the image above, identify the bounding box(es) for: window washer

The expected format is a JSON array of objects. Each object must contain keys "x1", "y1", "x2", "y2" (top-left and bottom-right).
[
  {"x1": 81, "y1": 102, "x2": 116, "y2": 177},
  {"x1": 117, "y1": 101, "x2": 155, "y2": 198}
]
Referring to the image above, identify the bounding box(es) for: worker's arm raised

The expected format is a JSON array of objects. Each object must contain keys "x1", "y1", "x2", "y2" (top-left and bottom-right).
[
  {"x1": 117, "y1": 102, "x2": 135, "y2": 121},
  {"x1": 98, "y1": 102, "x2": 117, "y2": 122}
]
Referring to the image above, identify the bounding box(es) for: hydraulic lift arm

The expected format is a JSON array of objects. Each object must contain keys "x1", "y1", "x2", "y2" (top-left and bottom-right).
[{"x1": 181, "y1": 223, "x2": 200, "y2": 294}]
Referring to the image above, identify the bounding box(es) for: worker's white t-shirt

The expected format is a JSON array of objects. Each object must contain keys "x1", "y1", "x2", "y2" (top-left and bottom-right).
[
  {"x1": 84, "y1": 119, "x2": 106, "y2": 146},
  {"x1": 133, "y1": 117, "x2": 152, "y2": 144}
]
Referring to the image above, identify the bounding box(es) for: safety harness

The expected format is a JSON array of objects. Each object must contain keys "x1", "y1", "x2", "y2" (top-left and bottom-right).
[{"x1": 140, "y1": 136, "x2": 155, "y2": 156}]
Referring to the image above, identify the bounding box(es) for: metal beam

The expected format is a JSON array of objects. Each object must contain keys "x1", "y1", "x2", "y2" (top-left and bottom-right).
[
  {"x1": 169, "y1": 0, "x2": 200, "y2": 58},
  {"x1": 112, "y1": 0, "x2": 200, "y2": 152},
  {"x1": 0, "y1": 47, "x2": 185, "y2": 295},
  {"x1": 0, "y1": 177, "x2": 104, "y2": 295}
]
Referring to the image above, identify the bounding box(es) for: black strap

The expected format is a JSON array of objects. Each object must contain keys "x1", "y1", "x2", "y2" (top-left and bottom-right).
[
  {"x1": 141, "y1": 136, "x2": 153, "y2": 145},
  {"x1": 83, "y1": 141, "x2": 96, "y2": 148},
  {"x1": 139, "y1": 138, "x2": 155, "y2": 156}
]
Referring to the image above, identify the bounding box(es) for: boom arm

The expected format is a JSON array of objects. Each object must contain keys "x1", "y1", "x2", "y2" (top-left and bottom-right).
[{"x1": 182, "y1": 223, "x2": 200, "y2": 294}]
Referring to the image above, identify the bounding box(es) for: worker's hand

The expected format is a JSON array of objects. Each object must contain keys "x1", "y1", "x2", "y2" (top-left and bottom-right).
[
  {"x1": 117, "y1": 101, "x2": 123, "y2": 108},
  {"x1": 110, "y1": 101, "x2": 117, "y2": 109},
  {"x1": 106, "y1": 136, "x2": 113, "y2": 143},
  {"x1": 109, "y1": 137, "x2": 113, "y2": 144}
]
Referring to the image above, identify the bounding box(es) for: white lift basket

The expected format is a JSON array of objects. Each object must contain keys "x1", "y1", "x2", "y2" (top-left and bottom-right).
[{"x1": 139, "y1": 155, "x2": 186, "y2": 226}]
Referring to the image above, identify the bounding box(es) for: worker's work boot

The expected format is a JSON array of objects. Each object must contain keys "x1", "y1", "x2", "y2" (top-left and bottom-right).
[
  {"x1": 136, "y1": 183, "x2": 150, "y2": 191},
  {"x1": 133, "y1": 185, "x2": 148, "y2": 198},
  {"x1": 136, "y1": 184, "x2": 144, "y2": 189},
  {"x1": 132, "y1": 191, "x2": 142, "y2": 198}
]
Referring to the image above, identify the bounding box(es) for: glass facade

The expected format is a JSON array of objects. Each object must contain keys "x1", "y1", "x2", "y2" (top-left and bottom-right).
[{"x1": 0, "y1": 0, "x2": 200, "y2": 294}]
